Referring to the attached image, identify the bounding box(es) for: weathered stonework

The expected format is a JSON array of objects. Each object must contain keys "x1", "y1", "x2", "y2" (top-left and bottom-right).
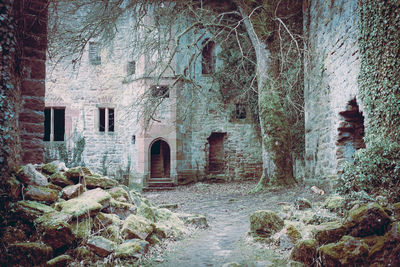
[{"x1": 303, "y1": 0, "x2": 364, "y2": 187}]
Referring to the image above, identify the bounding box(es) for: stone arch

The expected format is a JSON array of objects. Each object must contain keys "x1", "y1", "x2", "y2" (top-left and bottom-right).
[
  {"x1": 149, "y1": 138, "x2": 171, "y2": 178},
  {"x1": 336, "y1": 98, "x2": 366, "y2": 166}
]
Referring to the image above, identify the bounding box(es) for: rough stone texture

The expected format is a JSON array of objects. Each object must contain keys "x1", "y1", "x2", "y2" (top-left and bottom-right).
[
  {"x1": 114, "y1": 239, "x2": 149, "y2": 259},
  {"x1": 84, "y1": 174, "x2": 118, "y2": 189},
  {"x1": 87, "y1": 236, "x2": 115, "y2": 257},
  {"x1": 289, "y1": 239, "x2": 317, "y2": 266},
  {"x1": 249, "y1": 210, "x2": 284, "y2": 238},
  {"x1": 50, "y1": 172, "x2": 73, "y2": 188},
  {"x1": 61, "y1": 183, "x2": 84, "y2": 199},
  {"x1": 14, "y1": 200, "x2": 54, "y2": 221},
  {"x1": 314, "y1": 221, "x2": 347, "y2": 246},
  {"x1": 177, "y1": 213, "x2": 209, "y2": 229},
  {"x1": 7, "y1": 242, "x2": 53, "y2": 266},
  {"x1": 121, "y1": 214, "x2": 155, "y2": 240},
  {"x1": 24, "y1": 185, "x2": 58, "y2": 203},
  {"x1": 46, "y1": 254, "x2": 72, "y2": 267},
  {"x1": 16, "y1": 164, "x2": 48, "y2": 186},
  {"x1": 304, "y1": 0, "x2": 362, "y2": 186}
]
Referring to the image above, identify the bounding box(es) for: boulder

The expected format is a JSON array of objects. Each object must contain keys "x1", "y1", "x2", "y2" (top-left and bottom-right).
[
  {"x1": 102, "y1": 198, "x2": 135, "y2": 219},
  {"x1": 93, "y1": 212, "x2": 123, "y2": 231},
  {"x1": 286, "y1": 224, "x2": 302, "y2": 243},
  {"x1": 50, "y1": 172, "x2": 74, "y2": 188},
  {"x1": 61, "y1": 183, "x2": 85, "y2": 200},
  {"x1": 42, "y1": 162, "x2": 58, "y2": 175},
  {"x1": 367, "y1": 222, "x2": 400, "y2": 265},
  {"x1": 318, "y1": 236, "x2": 369, "y2": 266},
  {"x1": 324, "y1": 194, "x2": 346, "y2": 212},
  {"x1": 14, "y1": 200, "x2": 54, "y2": 221},
  {"x1": 154, "y1": 210, "x2": 187, "y2": 239},
  {"x1": 35, "y1": 212, "x2": 75, "y2": 250},
  {"x1": 16, "y1": 164, "x2": 48, "y2": 186},
  {"x1": 84, "y1": 174, "x2": 117, "y2": 189},
  {"x1": 314, "y1": 221, "x2": 347, "y2": 245},
  {"x1": 177, "y1": 213, "x2": 208, "y2": 229},
  {"x1": 55, "y1": 188, "x2": 111, "y2": 218},
  {"x1": 249, "y1": 210, "x2": 284, "y2": 238},
  {"x1": 87, "y1": 236, "x2": 116, "y2": 257},
  {"x1": 24, "y1": 185, "x2": 58, "y2": 204},
  {"x1": 344, "y1": 203, "x2": 391, "y2": 237},
  {"x1": 101, "y1": 224, "x2": 122, "y2": 243},
  {"x1": 46, "y1": 254, "x2": 72, "y2": 267},
  {"x1": 7, "y1": 242, "x2": 53, "y2": 266},
  {"x1": 295, "y1": 198, "x2": 312, "y2": 210},
  {"x1": 121, "y1": 214, "x2": 155, "y2": 240},
  {"x1": 65, "y1": 166, "x2": 92, "y2": 182},
  {"x1": 115, "y1": 239, "x2": 149, "y2": 259},
  {"x1": 290, "y1": 239, "x2": 317, "y2": 266},
  {"x1": 108, "y1": 186, "x2": 130, "y2": 202},
  {"x1": 137, "y1": 202, "x2": 156, "y2": 222}
]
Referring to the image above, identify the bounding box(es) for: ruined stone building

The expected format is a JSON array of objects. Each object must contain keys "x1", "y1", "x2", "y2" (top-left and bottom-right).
[
  {"x1": 44, "y1": 5, "x2": 263, "y2": 187},
  {"x1": 2, "y1": 0, "x2": 396, "y2": 190}
]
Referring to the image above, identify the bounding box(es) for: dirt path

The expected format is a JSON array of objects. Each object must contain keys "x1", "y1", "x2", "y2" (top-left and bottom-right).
[{"x1": 142, "y1": 181, "x2": 325, "y2": 267}]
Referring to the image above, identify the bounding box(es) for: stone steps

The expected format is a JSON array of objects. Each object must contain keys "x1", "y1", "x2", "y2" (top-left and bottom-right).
[{"x1": 144, "y1": 177, "x2": 174, "y2": 191}]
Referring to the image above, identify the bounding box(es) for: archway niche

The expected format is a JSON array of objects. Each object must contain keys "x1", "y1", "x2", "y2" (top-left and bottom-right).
[
  {"x1": 150, "y1": 139, "x2": 171, "y2": 178},
  {"x1": 207, "y1": 132, "x2": 226, "y2": 174},
  {"x1": 336, "y1": 98, "x2": 366, "y2": 165}
]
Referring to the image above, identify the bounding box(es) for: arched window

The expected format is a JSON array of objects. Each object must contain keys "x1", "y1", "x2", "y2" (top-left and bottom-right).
[{"x1": 202, "y1": 39, "x2": 216, "y2": 74}]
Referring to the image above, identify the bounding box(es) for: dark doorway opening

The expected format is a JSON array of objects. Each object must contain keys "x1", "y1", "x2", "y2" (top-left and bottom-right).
[
  {"x1": 150, "y1": 139, "x2": 171, "y2": 178},
  {"x1": 208, "y1": 132, "x2": 226, "y2": 173},
  {"x1": 337, "y1": 98, "x2": 366, "y2": 164}
]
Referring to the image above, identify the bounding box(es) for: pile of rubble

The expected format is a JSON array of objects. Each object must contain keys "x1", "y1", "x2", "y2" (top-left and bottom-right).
[{"x1": 2, "y1": 161, "x2": 207, "y2": 266}]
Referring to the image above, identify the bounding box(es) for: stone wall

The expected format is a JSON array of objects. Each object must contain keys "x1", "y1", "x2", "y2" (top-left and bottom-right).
[
  {"x1": 304, "y1": 0, "x2": 362, "y2": 187},
  {"x1": 0, "y1": 0, "x2": 47, "y2": 182}
]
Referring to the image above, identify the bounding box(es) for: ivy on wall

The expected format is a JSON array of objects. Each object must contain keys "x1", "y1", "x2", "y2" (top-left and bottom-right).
[{"x1": 339, "y1": 0, "x2": 400, "y2": 201}]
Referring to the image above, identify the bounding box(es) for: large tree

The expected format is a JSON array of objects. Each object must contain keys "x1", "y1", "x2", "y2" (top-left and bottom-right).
[{"x1": 49, "y1": 0, "x2": 303, "y2": 188}]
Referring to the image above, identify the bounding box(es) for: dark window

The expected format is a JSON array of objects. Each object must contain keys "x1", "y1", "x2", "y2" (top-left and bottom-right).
[
  {"x1": 99, "y1": 108, "x2": 105, "y2": 132},
  {"x1": 108, "y1": 108, "x2": 114, "y2": 132},
  {"x1": 43, "y1": 107, "x2": 65, "y2": 141},
  {"x1": 89, "y1": 42, "x2": 101, "y2": 65},
  {"x1": 127, "y1": 61, "x2": 136, "y2": 75},
  {"x1": 44, "y1": 108, "x2": 51, "y2": 141},
  {"x1": 53, "y1": 109, "x2": 65, "y2": 141},
  {"x1": 202, "y1": 39, "x2": 216, "y2": 74},
  {"x1": 235, "y1": 104, "x2": 246, "y2": 119},
  {"x1": 132, "y1": 135, "x2": 136, "y2": 144},
  {"x1": 151, "y1": 85, "x2": 169, "y2": 98}
]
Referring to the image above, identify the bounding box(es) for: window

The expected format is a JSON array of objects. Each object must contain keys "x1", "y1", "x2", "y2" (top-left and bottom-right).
[
  {"x1": 44, "y1": 107, "x2": 65, "y2": 141},
  {"x1": 202, "y1": 39, "x2": 216, "y2": 74},
  {"x1": 127, "y1": 61, "x2": 136, "y2": 75},
  {"x1": 151, "y1": 85, "x2": 169, "y2": 98},
  {"x1": 89, "y1": 42, "x2": 101, "y2": 65},
  {"x1": 99, "y1": 108, "x2": 115, "y2": 133},
  {"x1": 235, "y1": 103, "x2": 246, "y2": 119}
]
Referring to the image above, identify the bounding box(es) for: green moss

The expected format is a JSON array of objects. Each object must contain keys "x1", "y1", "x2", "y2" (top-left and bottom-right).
[
  {"x1": 42, "y1": 163, "x2": 58, "y2": 175},
  {"x1": 249, "y1": 210, "x2": 284, "y2": 238}
]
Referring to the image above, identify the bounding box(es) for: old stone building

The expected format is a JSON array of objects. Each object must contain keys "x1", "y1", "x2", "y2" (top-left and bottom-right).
[{"x1": 45, "y1": 7, "x2": 263, "y2": 187}]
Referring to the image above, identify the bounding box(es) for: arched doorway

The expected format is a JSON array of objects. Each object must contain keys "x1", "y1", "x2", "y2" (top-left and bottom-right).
[{"x1": 150, "y1": 139, "x2": 171, "y2": 178}]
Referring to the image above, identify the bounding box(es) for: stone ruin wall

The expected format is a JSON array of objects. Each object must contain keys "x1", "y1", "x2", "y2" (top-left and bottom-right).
[
  {"x1": 0, "y1": 0, "x2": 47, "y2": 181},
  {"x1": 304, "y1": 0, "x2": 364, "y2": 188}
]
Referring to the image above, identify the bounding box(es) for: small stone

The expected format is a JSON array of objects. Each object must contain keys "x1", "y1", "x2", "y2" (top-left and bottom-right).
[
  {"x1": 61, "y1": 183, "x2": 85, "y2": 200},
  {"x1": 114, "y1": 239, "x2": 149, "y2": 259},
  {"x1": 177, "y1": 213, "x2": 208, "y2": 228},
  {"x1": 87, "y1": 236, "x2": 115, "y2": 257},
  {"x1": 50, "y1": 172, "x2": 74, "y2": 188},
  {"x1": 46, "y1": 254, "x2": 72, "y2": 267},
  {"x1": 16, "y1": 164, "x2": 48, "y2": 186},
  {"x1": 290, "y1": 239, "x2": 317, "y2": 266},
  {"x1": 14, "y1": 200, "x2": 54, "y2": 221},
  {"x1": 295, "y1": 198, "x2": 312, "y2": 210},
  {"x1": 24, "y1": 185, "x2": 58, "y2": 204},
  {"x1": 249, "y1": 210, "x2": 284, "y2": 238},
  {"x1": 42, "y1": 163, "x2": 58, "y2": 175},
  {"x1": 324, "y1": 194, "x2": 345, "y2": 212}
]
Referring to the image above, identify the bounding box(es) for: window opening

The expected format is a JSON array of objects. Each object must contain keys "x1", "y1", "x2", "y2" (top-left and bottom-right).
[
  {"x1": 202, "y1": 39, "x2": 216, "y2": 74},
  {"x1": 89, "y1": 42, "x2": 101, "y2": 65},
  {"x1": 44, "y1": 107, "x2": 65, "y2": 141},
  {"x1": 99, "y1": 107, "x2": 115, "y2": 133},
  {"x1": 151, "y1": 85, "x2": 169, "y2": 98},
  {"x1": 127, "y1": 61, "x2": 136, "y2": 75},
  {"x1": 132, "y1": 135, "x2": 136, "y2": 144},
  {"x1": 235, "y1": 103, "x2": 246, "y2": 119}
]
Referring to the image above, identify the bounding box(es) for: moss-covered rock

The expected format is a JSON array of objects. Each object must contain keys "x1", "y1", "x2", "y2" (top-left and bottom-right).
[
  {"x1": 367, "y1": 222, "x2": 400, "y2": 265},
  {"x1": 318, "y1": 235, "x2": 369, "y2": 266},
  {"x1": 137, "y1": 202, "x2": 156, "y2": 222},
  {"x1": 103, "y1": 198, "x2": 135, "y2": 220},
  {"x1": 177, "y1": 213, "x2": 208, "y2": 229},
  {"x1": 314, "y1": 221, "x2": 347, "y2": 245},
  {"x1": 7, "y1": 242, "x2": 53, "y2": 266},
  {"x1": 16, "y1": 164, "x2": 48, "y2": 186},
  {"x1": 295, "y1": 198, "x2": 312, "y2": 210},
  {"x1": 42, "y1": 163, "x2": 58, "y2": 175},
  {"x1": 85, "y1": 174, "x2": 117, "y2": 189},
  {"x1": 71, "y1": 217, "x2": 93, "y2": 240},
  {"x1": 155, "y1": 213, "x2": 187, "y2": 240},
  {"x1": 87, "y1": 236, "x2": 116, "y2": 257},
  {"x1": 1, "y1": 226, "x2": 27, "y2": 244},
  {"x1": 344, "y1": 203, "x2": 391, "y2": 237},
  {"x1": 50, "y1": 172, "x2": 73, "y2": 188},
  {"x1": 101, "y1": 224, "x2": 122, "y2": 243},
  {"x1": 14, "y1": 200, "x2": 54, "y2": 221},
  {"x1": 114, "y1": 239, "x2": 149, "y2": 259},
  {"x1": 65, "y1": 166, "x2": 92, "y2": 182},
  {"x1": 324, "y1": 194, "x2": 346, "y2": 212},
  {"x1": 61, "y1": 183, "x2": 85, "y2": 200},
  {"x1": 121, "y1": 214, "x2": 155, "y2": 240},
  {"x1": 249, "y1": 210, "x2": 284, "y2": 238},
  {"x1": 46, "y1": 254, "x2": 72, "y2": 267},
  {"x1": 289, "y1": 239, "x2": 317, "y2": 266},
  {"x1": 108, "y1": 186, "x2": 130, "y2": 202},
  {"x1": 286, "y1": 224, "x2": 302, "y2": 243},
  {"x1": 93, "y1": 212, "x2": 123, "y2": 231},
  {"x1": 73, "y1": 246, "x2": 91, "y2": 261},
  {"x1": 24, "y1": 185, "x2": 58, "y2": 204},
  {"x1": 392, "y1": 202, "x2": 400, "y2": 220},
  {"x1": 5, "y1": 176, "x2": 21, "y2": 201}
]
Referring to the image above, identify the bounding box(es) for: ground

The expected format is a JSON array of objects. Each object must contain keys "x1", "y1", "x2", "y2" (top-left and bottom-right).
[{"x1": 141, "y1": 180, "x2": 327, "y2": 267}]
